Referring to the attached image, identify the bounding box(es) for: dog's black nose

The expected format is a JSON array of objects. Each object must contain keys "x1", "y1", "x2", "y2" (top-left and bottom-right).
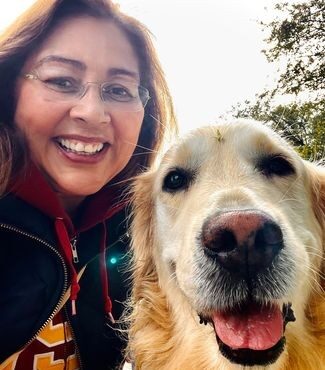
[{"x1": 201, "y1": 210, "x2": 284, "y2": 277}]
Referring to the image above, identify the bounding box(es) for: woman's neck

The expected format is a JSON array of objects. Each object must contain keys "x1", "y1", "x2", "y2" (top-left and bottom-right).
[{"x1": 56, "y1": 193, "x2": 85, "y2": 219}]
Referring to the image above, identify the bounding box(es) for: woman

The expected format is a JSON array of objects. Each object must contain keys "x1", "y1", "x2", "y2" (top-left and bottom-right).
[{"x1": 0, "y1": 0, "x2": 177, "y2": 369}]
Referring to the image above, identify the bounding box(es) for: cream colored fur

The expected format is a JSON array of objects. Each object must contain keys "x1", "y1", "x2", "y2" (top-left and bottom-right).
[{"x1": 127, "y1": 120, "x2": 325, "y2": 370}]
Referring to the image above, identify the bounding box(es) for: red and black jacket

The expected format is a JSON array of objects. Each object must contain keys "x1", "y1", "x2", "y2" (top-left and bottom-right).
[{"x1": 0, "y1": 165, "x2": 131, "y2": 369}]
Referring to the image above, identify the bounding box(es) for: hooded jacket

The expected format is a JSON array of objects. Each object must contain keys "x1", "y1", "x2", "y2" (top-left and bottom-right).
[{"x1": 0, "y1": 164, "x2": 131, "y2": 369}]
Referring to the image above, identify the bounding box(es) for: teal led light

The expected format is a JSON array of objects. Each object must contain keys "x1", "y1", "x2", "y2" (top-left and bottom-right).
[{"x1": 110, "y1": 257, "x2": 117, "y2": 265}]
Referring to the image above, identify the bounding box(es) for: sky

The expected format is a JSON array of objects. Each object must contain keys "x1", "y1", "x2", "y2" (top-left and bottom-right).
[{"x1": 0, "y1": 0, "x2": 287, "y2": 133}]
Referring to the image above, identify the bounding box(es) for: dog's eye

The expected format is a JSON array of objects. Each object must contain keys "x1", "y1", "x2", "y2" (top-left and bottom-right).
[
  {"x1": 163, "y1": 169, "x2": 191, "y2": 192},
  {"x1": 257, "y1": 155, "x2": 295, "y2": 177}
]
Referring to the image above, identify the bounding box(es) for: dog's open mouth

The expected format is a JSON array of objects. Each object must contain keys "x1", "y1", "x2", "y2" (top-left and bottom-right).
[{"x1": 199, "y1": 302, "x2": 295, "y2": 366}]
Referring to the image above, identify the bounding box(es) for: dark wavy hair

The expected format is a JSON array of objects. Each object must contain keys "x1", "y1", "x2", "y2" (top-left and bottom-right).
[{"x1": 0, "y1": 0, "x2": 177, "y2": 193}]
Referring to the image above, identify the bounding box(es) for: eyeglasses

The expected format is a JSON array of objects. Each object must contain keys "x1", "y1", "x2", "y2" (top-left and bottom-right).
[{"x1": 23, "y1": 69, "x2": 150, "y2": 112}]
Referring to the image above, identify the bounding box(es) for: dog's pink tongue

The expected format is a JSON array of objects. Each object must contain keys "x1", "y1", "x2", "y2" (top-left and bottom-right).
[{"x1": 212, "y1": 303, "x2": 283, "y2": 350}]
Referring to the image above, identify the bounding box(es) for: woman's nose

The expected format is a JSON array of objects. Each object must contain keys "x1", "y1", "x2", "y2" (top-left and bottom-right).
[{"x1": 69, "y1": 85, "x2": 111, "y2": 125}]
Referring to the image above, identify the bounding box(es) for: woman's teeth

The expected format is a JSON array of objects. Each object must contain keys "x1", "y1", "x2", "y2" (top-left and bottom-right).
[{"x1": 58, "y1": 139, "x2": 104, "y2": 155}]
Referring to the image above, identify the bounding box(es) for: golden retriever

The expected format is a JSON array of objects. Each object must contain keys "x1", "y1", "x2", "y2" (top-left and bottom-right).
[{"x1": 127, "y1": 120, "x2": 325, "y2": 370}]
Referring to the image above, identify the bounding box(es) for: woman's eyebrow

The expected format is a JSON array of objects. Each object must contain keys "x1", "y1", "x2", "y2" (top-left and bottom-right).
[
  {"x1": 108, "y1": 67, "x2": 139, "y2": 80},
  {"x1": 36, "y1": 56, "x2": 139, "y2": 79},
  {"x1": 37, "y1": 55, "x2": 86, "y2": 70}
]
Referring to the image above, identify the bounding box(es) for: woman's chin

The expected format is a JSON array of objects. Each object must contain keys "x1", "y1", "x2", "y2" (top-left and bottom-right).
[
  {"x1": 52, "y1": 179, "x2": 108, "y2": 212},
  {"x1": 46, "y1": 170, "x2": 111, "y2": 195}
]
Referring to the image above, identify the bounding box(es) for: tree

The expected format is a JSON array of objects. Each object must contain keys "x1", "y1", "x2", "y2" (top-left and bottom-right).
[
  {"x1": 233, "y1": 100, "x2": 324, "y2": 161},
  {"x1": 261, "y1": 0, "x2": 325, "y2": 99},
  {"x1": 232, "y1": 0, "x2": 324, "y2": 160}
]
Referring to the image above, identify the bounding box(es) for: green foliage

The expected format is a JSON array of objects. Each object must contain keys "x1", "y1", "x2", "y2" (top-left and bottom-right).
[
  {"x1": 232, "y1": 0, "x2": 324, "y2": 161},
  {"x1": 261, "y1": 0, "x2": 325, "y2": 97},
  {"x1": 233, "y1": 99, "x2": 324, "y2": 161}
]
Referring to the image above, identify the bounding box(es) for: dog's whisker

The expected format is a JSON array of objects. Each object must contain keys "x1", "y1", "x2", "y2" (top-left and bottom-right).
[
  {"x1": 306, "y1": 265, "x2": 325, "y2": 282},
  {"x1": 305, "y1": 243, "x2": 323, "y2": 251},
  {"x1": 293, "y1": 264, "x2": 325, "y2": 296},
  {"x1": 276, "y1": 197, "x2": 305, "y2": 205},
  {"x1": 108, "y1": 177, "x2": 136, "y2": 188},
  {"x1": 131, "y1": 151, "x2": 157, "y2": 157},
  {"x1": 277, "y1": 175, "x2": 303, "y2": 204},
  {"x1": 148, "y1": 113, "x2": 166, "y2": 127},
  {"x1": 125, "y1": 141, "x2": 158, "y2": 154},
  {"x1": 303, "y1": 275, "x2": 324, "y2": 297},
  {"x1": 167, "y1": 271, "x2": 177, "y2": 285},
  {"x1": 294, "y1": 246, "x2": 323, "y2": 259},
  {"x1": 305, "y1": 250, "x2": 324, "y2": 259},
  {"x1": 148, "y1": 114, "x2": 176, "y2": 138},
  {"x1": 148, "y1": 114, "x2": 181, "y2": 151}
]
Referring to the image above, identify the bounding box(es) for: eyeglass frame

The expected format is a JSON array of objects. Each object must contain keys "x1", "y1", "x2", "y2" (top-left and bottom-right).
[{"x1": 22, "y1": 70, "x2": 151, "y2": 112}]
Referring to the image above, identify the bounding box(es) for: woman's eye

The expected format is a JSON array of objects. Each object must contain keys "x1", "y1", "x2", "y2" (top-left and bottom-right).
[
  {"x1": 162, "y1": 169, "x2": 191, "y2": 193},
  {"x1": 102, "y1": 84, "x2": 134, "y2": 102},
  {"x1": 257, "y1": 155, "x2": 295, "y2": 177},
  {"x1": 44, "y1": 77, "x2": 80, "y2": 93}
]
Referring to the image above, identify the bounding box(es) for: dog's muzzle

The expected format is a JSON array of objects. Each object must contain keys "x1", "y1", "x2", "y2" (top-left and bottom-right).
[
  {"x1": 196, "y1": 209, "x2": 296, "y2": 366},
  {"x1": 201, "y1": 209, "x2": 284, "y2": 278}
]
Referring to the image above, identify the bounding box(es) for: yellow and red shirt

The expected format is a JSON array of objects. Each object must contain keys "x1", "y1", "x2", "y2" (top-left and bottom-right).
[{"x1": 1, "y1": 310, "x2": 80, "y2": 370}]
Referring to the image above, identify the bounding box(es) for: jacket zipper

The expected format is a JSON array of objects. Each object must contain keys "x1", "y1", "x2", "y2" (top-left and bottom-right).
[
  {"x1": 70, "y1": 235, "x2": 79, "y2": 263},
  {"x1": 0, "y1": 223, "x2": 69, "y2": 352},
  {"x1": 66, "y1": 236, "x2": 84, "y2": 369}
]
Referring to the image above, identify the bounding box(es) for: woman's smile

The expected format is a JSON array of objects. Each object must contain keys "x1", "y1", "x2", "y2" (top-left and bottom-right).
[
  {"x1": 55, "y1": 135, "x2": 110, "y2": 163},
  {"x1": 56, "y1": 138, "x2": 106, "y2": 155}
]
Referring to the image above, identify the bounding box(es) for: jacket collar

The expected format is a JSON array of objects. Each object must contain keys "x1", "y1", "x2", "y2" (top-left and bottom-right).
[{"x1": 11, "y1": 163, "x2": 128, "y2": 236}]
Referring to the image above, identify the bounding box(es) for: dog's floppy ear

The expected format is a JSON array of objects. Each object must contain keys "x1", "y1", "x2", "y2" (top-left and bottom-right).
[
  {"x1": 127, "y1": 171, "x2": 173, "y2": 366},
  {"x1": 308, "y1": 163, "x2": 325, "y2": 233},
  {"x1": 130, "y1": 170, "x2": 158, "y2": 298},
  {"x1": 307, "y1": 162, "x2": 325, "y2": 282}
]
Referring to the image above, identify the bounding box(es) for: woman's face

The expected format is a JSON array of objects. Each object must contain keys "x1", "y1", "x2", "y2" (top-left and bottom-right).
[{"x1": 14, "y1": 16, "x2": 144, "y2": 211}]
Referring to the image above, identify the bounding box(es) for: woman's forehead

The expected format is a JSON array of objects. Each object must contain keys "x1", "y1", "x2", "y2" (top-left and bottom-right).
[{"x1": 23, "y1": 15, "x2": 140, "y2": 79}]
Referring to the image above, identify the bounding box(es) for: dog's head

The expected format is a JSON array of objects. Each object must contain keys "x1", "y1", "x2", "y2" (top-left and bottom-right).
[{"x1": 129, "y1": 120, "x2": 325, "y2": 369}]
